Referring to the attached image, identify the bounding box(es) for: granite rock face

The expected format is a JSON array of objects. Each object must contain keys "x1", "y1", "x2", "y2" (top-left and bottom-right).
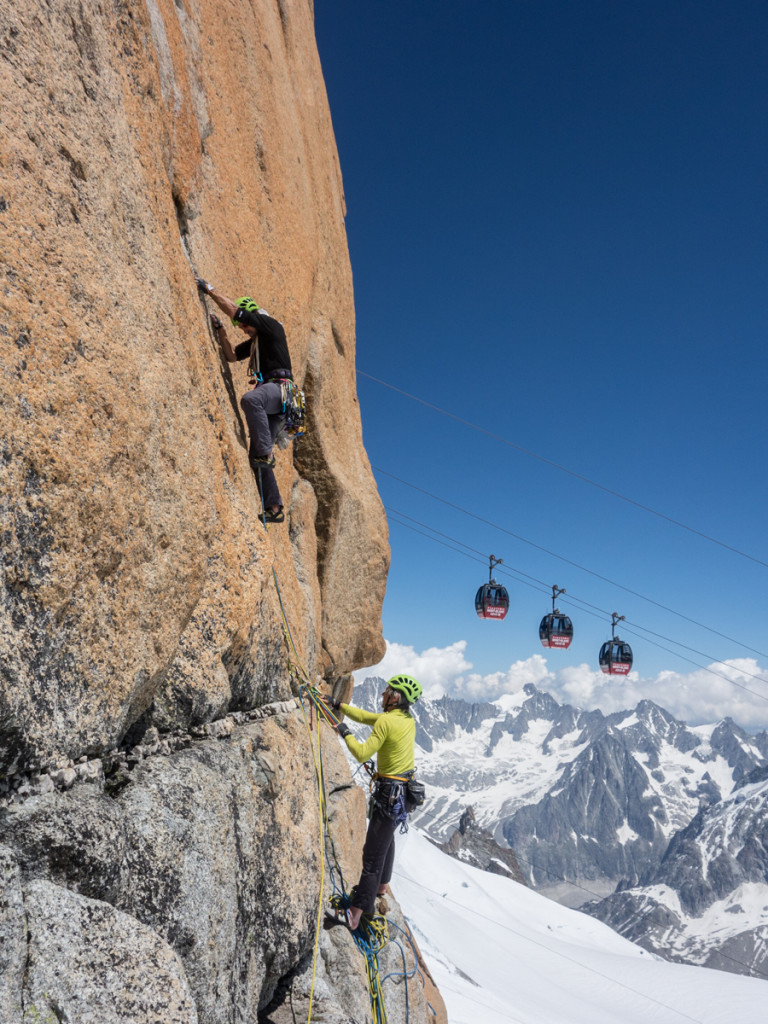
[
  {"x1": 0, "y1": 706, "x2": 438, "y2": 1023},
  {"x1": 0, "y1": 2, "x2": 437, "y2": 1021},
  {"x1": 22, "y1": 879, "x2": 199, "y2": 1024},
  {"x1": 0, "y1": 847, "x2": 26, "y2": 1024},
  {"x1": 0, "y1": 0, "x2": 388, "y2": 775}
]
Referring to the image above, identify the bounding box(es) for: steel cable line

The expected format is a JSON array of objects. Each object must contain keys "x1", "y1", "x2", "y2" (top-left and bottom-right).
[
  {"x1": 359, "y1": 369, "x2": 768, "y2": 571},
  {"x1": 385, "y1": 508, "x2": 768, "y2": 704},
  {"x1": 377, "y1": 467, "x2": 768, "y2": 661},
  {"x1": 386, "y1": 505, "x2": 768, "y2": 689}
]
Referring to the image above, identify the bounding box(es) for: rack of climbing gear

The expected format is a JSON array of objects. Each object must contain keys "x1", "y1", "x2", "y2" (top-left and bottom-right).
[{"x1": 279, "y1": 378, "x2": 307, "y2": 441}]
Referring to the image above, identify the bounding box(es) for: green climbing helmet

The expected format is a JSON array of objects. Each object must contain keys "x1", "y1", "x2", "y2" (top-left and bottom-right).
[
  {"x1": 231, "y1": 296, "x2": 260, "y2": 326},
  {"x1": 386, "y1": 674, "x2": 422, "y2": 704}
]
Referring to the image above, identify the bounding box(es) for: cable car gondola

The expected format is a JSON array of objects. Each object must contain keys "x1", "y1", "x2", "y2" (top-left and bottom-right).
[
  {"x1": 539, "y1": 585, "x2": 573, "y2": 649},
  {"x1": 599, "y1": 613, "x2": 633, "y2": 676},
  {"x1": 475, "y1": 555, "x2": 509, "y2": 620}
]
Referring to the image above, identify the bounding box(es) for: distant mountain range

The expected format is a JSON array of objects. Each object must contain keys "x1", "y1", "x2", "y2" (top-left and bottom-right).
[
  {"x1": 586, "y1": 764, "x2": 768, "y2": 976},
  {"x1": 352, "y1": 677, "x2": 768, "y2": 976}
]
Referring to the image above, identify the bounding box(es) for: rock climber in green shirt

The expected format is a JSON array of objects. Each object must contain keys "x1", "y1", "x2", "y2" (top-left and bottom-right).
[{"x1": 328, "y1": 674, "x2": 423, "y2": 931}]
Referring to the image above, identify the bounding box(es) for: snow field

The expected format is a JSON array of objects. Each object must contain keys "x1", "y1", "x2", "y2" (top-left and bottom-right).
[{"x1": 393, "y1": 830, "x2": 767, "y2": 1024}]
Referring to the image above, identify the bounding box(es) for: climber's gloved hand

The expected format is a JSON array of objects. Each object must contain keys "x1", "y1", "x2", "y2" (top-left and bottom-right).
[
  {"x1": 195, "y1": 277, "x2": 213, "y2": 294},
  {"x1": 336, "y1": 722, "x2": 351, "y2": 739},
  {"x1": 322, "y1": 694, "x2": 341, "y2": 711},
  {"x1": 210, "y1": 313, "x2": 223, "y2": 330}
]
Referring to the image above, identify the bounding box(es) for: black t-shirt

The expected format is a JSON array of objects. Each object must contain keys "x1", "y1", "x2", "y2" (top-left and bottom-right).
[{"x1": 232, "y1": 308, "x2": 292, "y2": 378}]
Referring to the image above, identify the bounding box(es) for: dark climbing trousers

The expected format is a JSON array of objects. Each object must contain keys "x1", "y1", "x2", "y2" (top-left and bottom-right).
[
  {"x1": 240, "y1": 382, "x2": 285, "y2": 509},
  {"x1": 351, "y1": 805, "x2": 397, "y2": 916}
]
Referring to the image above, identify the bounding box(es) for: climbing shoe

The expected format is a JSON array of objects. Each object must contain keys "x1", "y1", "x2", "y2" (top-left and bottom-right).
[
  {"x1": 250, "y1": 453, "x2": 275, "y2": 471},
  {"x1": 261, "y1": 508, "x2": 285, "y2": 524}
]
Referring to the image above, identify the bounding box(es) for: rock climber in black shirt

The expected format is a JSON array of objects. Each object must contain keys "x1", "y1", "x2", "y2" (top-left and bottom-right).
[{"x1": 195, "y1": 277, "x2": 292, "y2": 524}]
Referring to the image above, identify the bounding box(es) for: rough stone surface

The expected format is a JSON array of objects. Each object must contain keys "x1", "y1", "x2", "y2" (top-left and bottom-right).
[
  {"x1": 23, "y1": 878, "x2": 199, "y2": 1024},
  {"x1": 0, "y1": 708, "x2": 436, "y2": 1023},
  {"x1": 0, "y1": 846, "x2": 26, "y2": 1024},
  {"x1": 0, "y1": 0, "x2": 388, "y2": 775},
  {"x1": 0, "y1": 712, "x2": 346, "y2": 1018}
]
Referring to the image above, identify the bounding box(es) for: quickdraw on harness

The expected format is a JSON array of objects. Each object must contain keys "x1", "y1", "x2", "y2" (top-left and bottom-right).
[{"x1": 278, "y1": 378, "x2": 306, "y2": 440}]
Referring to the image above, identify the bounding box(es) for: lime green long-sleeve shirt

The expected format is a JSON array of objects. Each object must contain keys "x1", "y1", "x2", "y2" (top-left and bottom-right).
[{"x1": 339, "y1": 705, "x2": 415, "y2": 775}]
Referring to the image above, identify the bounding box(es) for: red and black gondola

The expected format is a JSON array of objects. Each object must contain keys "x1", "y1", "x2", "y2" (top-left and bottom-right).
[
  {"x1": 599, "y1": 613, "x2": 633, "y2": 675},
  {"x1": 475, "y1": 555, "x2": 509, "y2": 620},
  {"x1": 539, "y1": 585, "x2": 573, "y2": 649}
]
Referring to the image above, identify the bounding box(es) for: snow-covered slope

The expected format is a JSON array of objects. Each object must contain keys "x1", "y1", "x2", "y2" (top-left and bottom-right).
[{"x1": 395, "y1": 829, "x2": 767, "y2": 1024}]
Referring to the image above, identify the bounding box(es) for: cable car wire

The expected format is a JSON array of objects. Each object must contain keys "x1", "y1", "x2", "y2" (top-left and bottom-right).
[
  {"x1": 359, "y1": 369, "x2": 768, "y2": 571},
  {"x1": 378, "y1": 467, "x2": 768, "y2": 662},
  {"x1": 385, "y1": 507, "x2": 768, "y2": 705}
]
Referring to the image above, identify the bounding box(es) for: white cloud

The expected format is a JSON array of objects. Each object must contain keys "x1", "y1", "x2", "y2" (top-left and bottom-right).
[
  {"x1": 355, "y1": 642, "x2": 768, "y2": 730},
  {"x1": 355, "y1": 640, "x2": 474, "y2": 699},
  {"x1": 355, "y1": 640, "x2": 552, "y2": 702},
  {"x1": 558, "y1": 657, "x2": 768, "y2": 730},
  {"x1": 453, "y1": 654, "x2": 551, "y2": 701}
]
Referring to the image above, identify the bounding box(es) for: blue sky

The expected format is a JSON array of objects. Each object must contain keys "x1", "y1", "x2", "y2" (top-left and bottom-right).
[{"x1": 314, "y1": 1, "x2": 768, "y2": 726}]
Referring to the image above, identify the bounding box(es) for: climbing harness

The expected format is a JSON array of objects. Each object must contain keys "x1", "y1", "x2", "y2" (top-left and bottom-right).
[
  {"x1": 363, "y1": 762, "x2": 426, "y2": 831},
  {"x1": 368, "y1": 771, "x2": 413, "y2": 834},
  {"x1": 243, "y1": 321, "x2": 306, "y2": 444}
]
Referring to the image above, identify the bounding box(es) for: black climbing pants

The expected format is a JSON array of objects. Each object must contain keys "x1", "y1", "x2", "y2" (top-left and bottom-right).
[{"x1": 351, "y1": 806, "x2": 397, "y2": 916}]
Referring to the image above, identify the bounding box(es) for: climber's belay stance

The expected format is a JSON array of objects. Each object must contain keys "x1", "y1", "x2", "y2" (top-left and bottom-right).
[{"x1": 325, "y1": 674, "x2": 423, "y2": 931}]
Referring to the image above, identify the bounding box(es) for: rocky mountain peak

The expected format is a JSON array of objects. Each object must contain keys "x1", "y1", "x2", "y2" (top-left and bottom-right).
[
  {"x1": 587, "y1": 775, "x2": 768, "y2": 976},
  {"x1": 439, "y1": 805, "x2": 527, "y2": 885}
]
